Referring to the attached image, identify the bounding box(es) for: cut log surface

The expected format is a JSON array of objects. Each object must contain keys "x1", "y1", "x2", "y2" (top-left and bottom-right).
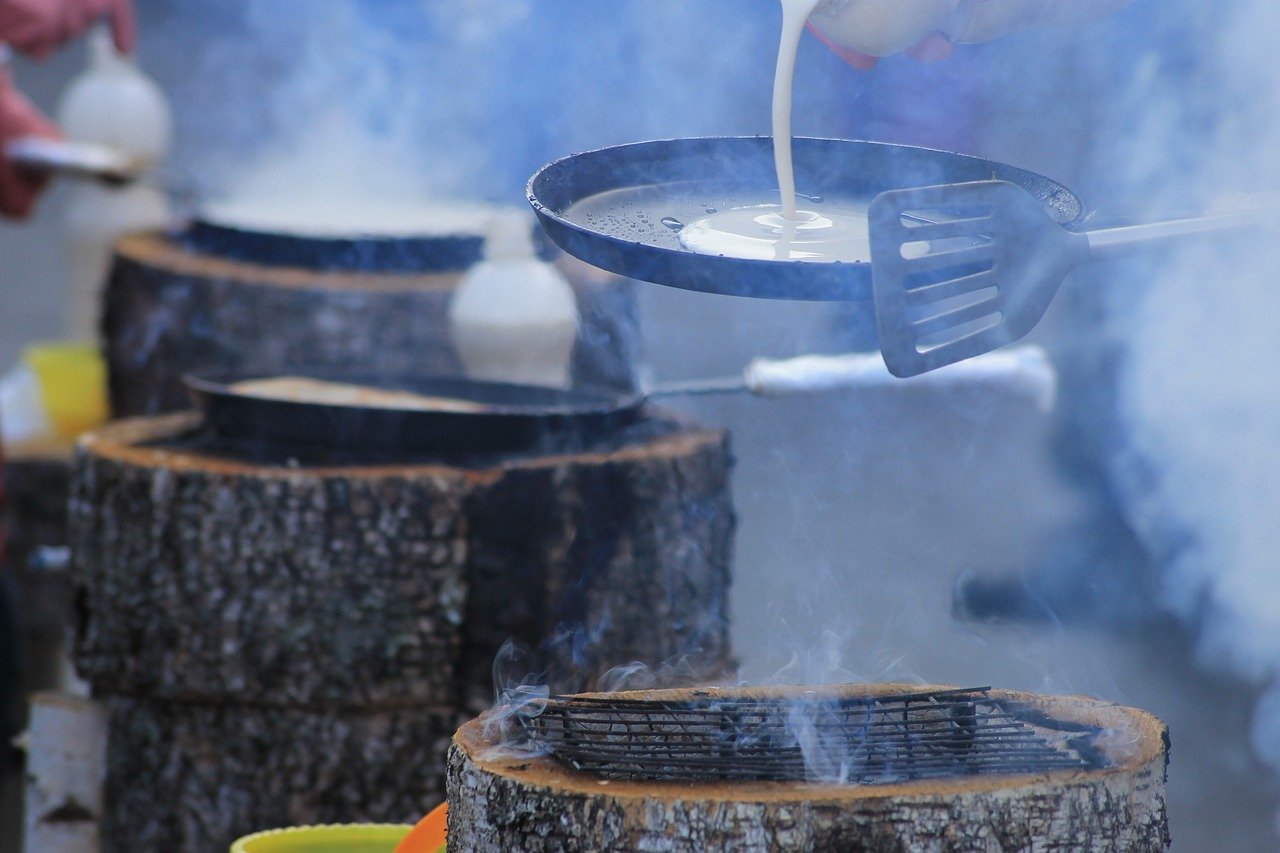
[
  {"x1": 447, "y1": 684, "x2": 1171, "y2": 853},
  {"x1": 101, "y1": 696, "x2": 461, "y2": 853},
  {"x1": 103, "y1": 233, "x2": 639, "y2": 417},
  {"x1": 71, "y1": 412, "x2": 735, "y2": 709}
]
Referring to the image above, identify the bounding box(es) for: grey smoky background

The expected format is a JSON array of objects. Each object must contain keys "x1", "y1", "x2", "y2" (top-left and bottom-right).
[{"x1": 2, "y1": 1, "x2": 1279, "y2": 848}]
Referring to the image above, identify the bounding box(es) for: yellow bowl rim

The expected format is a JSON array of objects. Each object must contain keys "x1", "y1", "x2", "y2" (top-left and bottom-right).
[{"x1": 230, "y1": 823, "x2": 415, "y2": 852}]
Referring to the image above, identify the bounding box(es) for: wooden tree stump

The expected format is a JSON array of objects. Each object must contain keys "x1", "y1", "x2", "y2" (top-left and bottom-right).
[
  {"x1": 448, "y1": 684, "x2": 1171, "y2": 852},
  {"x1": 69, "y1": 412, "x2": 735, "y2": 851},
  {"x1": 458, "y1": 425, "x2": 737, "y2": 712},
  {"x1": 71, "y1": 414, "x2": 471, "y2": 709},
  {"x1": 101, "y1": 696, "x2": 462, "y2": 853},
  {"x1": 71, "y1": 414, "x2": 735, "y2": 709},
  {"x1": 103, "y1": 233, "x2": 639, "y2": 417}
]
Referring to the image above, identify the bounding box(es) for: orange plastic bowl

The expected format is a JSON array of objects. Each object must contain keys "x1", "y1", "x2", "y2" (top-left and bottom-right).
[{"x1": 395, "y1": 803, "x2": 447, "y2": 853}]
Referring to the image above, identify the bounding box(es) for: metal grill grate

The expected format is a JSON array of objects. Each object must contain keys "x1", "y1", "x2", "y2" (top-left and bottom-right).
[{"x1": 518, "y1": 686, "x2": 1108, "y2": 784}]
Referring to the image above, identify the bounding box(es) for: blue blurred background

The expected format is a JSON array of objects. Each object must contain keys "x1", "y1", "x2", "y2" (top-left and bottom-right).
[{"x1": 4, "y1": 1, "x2": 1280, "y2": 849}]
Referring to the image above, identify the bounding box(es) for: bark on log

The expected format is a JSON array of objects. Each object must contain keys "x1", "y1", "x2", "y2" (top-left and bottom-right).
[
  {"x1": 102, "y1": 233, "x2": 639, "y2": 417},
  {"x1": 71, "y1": 414, "x2": 472, "y2": 708},
  {"x1": 459, "y1": 423, "x2": 737, "y2": 712},
  {"x1": 73, "y1": 411, "x2": 735, "y2": 851},
  {"x1": 100, "y1": 696, "x2": 461, "y2": 853},
  {"x1": 447, "y1": 685, "x2": 1171, "y2": 853},
  {"x1": 71, "y1": 413, "x2": 735, "y2": 708}
]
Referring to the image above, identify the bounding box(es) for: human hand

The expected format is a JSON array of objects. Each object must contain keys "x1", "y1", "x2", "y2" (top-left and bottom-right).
[
  {"x1": 806, "y1": 21, "x2": 957, "y2": 71},
  {"x1": 0, "y1": 68, "x2": 61, "y2": 218},
  {"x1": 809, "y1": 0, "x2": 1131, "y2": 70},
  {"x1": 0, "y1": 0, "x2": 135, "y2": 59}
]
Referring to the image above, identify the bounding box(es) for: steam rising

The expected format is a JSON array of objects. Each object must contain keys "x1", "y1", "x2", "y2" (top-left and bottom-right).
[
  {"x1": 150, "y1": 0, "x2": 789, "y2": 210},
  {"x1": 1104, "y1": 0, "x2": 1280, "y2": 792},
  {"x1": 135, "y1": 0, "x2": 1280, "y2": 816}
]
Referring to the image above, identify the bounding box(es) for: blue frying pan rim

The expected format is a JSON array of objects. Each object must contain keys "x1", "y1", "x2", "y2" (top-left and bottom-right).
[{"x1": 527, "y1": 136, "x2": 1084, "y2": 302}]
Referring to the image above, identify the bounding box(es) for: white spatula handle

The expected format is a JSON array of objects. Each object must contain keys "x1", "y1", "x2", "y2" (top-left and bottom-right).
[
  {"x1": 1086, "y1": 205, "x2": 1274, "y2": 262},
  {"x1": 743, "y1": 346, "x2": 1058, "y2": 411},
  {"x1": 743, "y1": 353, "x2": 882, "y2": 395}
]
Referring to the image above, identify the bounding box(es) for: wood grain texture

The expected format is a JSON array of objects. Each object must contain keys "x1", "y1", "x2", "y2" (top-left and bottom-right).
[
  {"x1": 70, "y1": 415, "x2": 470, "y2": 708},
  {"x1": 73, "y1": 410, "x2": 736, "y2": 851},
  {"x1": 102, "y1": 233, "x2": 639, "y2": 417},
  {"x1": 459, "y1": 423, "x2": 737, "y2": 711},
  {"x1": 447, "y1": 685, "x2": 1171, "y2": 852},
  {"x1": 71, "y1": 414, "x2": 736, "y2": 710},
  {"x1": 100, "y1": 696, "x2": 460, "y2": 853}
]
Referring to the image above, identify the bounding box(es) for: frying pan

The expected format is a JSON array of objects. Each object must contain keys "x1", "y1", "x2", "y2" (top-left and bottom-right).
[
  {"x1": 183, "y1": 346, "x2": 1056, "y2": 456},
  {"x1": 526, "y1": 136, "x2": 1083, "y2": 301},
  {"x1": 6, "y1": 134, "x2": 493, "y2": 273},
  {"x1": 181, "y1": 209, "x2": 488, "y2": 274},
  {"x1": 184, "y1": 370, "x2": 637, "y2": 456}
]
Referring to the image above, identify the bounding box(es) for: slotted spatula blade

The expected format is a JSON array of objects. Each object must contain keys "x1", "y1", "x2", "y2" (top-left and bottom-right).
[{"x1": 869, "y1": 181, "x2": 1091, "y2": 378}]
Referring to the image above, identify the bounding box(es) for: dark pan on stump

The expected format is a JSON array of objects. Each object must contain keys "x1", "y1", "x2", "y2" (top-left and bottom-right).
[
  {"x1": 184, "y1": 371, "x2": 646, "y2": 457},
  {"x1": 181, "y1": 217, "x2": 486, "y2": 273}
]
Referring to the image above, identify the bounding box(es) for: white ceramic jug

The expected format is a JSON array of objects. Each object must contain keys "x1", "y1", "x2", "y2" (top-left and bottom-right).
[
  {"x1": 56, "y1": 26, "x2": 171, "y2": 340},
  {"x1": 449, "y1": 210, "x2": 580, "y2": 390}
]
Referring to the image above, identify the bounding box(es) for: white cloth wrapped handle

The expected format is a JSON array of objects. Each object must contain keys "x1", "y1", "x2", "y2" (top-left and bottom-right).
[{"x1": 743, "y1": 345, "x2": 1058, "y2": 412}]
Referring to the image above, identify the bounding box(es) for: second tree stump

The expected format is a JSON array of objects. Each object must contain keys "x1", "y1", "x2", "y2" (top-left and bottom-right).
[
  {"x1": 70, "y1": 411, "x2": 736, "y2": 851},
  {"x1": 103, "y1": 233, "x2": 639, "y2": 417},
  {"x1": 448, "y1": 685, "x2": 1171, "y2": 852}
]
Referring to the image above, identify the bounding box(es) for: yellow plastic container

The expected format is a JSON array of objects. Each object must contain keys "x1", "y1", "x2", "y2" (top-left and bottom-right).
[
  {"x1": 230, "y1": 824, "x2": 414, "y2": 853},
  {"x1": 24, "y1": 343, "x2": 108, "y2": 439}
]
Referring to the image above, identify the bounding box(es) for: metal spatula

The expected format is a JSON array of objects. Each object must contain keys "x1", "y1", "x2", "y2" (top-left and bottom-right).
[{"x1": 869, "y1": 180, "x2": 1272, "y2": 378}]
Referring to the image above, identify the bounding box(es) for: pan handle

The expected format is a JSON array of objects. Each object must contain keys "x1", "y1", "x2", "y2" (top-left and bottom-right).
[
  {"x1": 743, "y1": 345, "x2": 1058, "y2": 412},
  {"x1": 1085, "y1": 204, "x2": 1276, "y2": 262}
]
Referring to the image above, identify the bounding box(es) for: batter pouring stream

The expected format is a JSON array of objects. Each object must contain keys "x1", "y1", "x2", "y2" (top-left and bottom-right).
[
  {"x1": 773, "y1": 0, "x2": 821, "y2": 221},
  {"x1": 678, "y1": 0, "x2": 873, "y2": 264}
]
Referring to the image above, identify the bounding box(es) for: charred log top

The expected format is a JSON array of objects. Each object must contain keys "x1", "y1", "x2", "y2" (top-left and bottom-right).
[
  {"x1": 449, "y1": 683, "x2": 1170, "y2": 851},
  {"x1": 115, "y1": 232, "x2": 465, "y2": 293},
  {"x1": 80, "y1": 409, "x2": 710, "y2": 473},
  {"x1": 457, "y1": 683, "x2": 1168, "y2": 801}
]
